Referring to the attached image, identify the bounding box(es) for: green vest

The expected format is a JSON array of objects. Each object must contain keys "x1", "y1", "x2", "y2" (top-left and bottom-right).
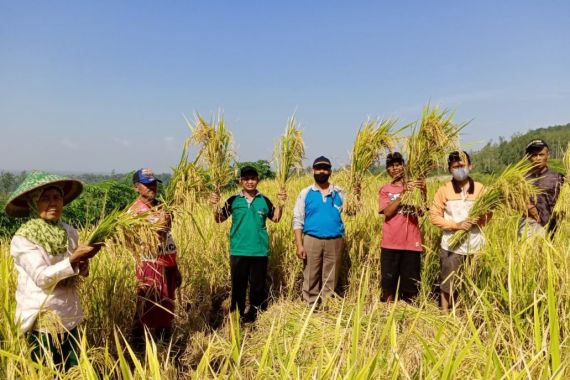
[{"x1": 222, "y1": 192, "x2": 275, "y2": 256}]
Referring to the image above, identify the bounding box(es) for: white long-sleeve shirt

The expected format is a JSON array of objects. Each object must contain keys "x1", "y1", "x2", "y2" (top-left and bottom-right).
[{"x1": 10, "y1": 223, "x2": 84, "y2": 333}]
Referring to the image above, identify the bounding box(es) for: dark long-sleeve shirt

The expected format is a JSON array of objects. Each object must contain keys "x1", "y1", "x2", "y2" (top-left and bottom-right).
[{"x1": 528, "y1": 168, "x2": 564, "y2": 230}]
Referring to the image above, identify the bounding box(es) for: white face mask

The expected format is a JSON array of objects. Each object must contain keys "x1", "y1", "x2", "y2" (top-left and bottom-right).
[{"x1": 452, "y1": 167, "x2": 470, "y2": 181}]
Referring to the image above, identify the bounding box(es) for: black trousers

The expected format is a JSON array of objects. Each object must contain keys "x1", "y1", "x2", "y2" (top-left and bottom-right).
[
  {"x1": 380, "y1": 248, "x2": 421, "y2": 301},
  {"x1": 230, "y1": 256, "x2": 268, "y2": 318}
]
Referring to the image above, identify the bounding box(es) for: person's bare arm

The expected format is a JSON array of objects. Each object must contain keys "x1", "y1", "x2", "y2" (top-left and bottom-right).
[
  {"x1": 294, "y1": 229, "x2": 306, "y2": 259},
  {"x1": 381, "y1": 196, "x2": 402, "y2": 219}
]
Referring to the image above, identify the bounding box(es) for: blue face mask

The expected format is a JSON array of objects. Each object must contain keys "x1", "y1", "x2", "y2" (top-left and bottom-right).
[{"x1": 452, "y1": 167, "x2": 470, "y2": 181}]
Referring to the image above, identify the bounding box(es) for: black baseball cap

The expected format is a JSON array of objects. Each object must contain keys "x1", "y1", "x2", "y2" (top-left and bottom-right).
[
  {"x1": 386, "y1": 152, "x2": 404, "y2": 167},
  {"x1": 312, "y1": 156, "x2": 332, "y2": 168},
  {"x1": 239, "y1": 165, "x2": 259, "y2": 178},
  {"x1": 525, "y1": 139, "x2": 549, "y2": 154}
]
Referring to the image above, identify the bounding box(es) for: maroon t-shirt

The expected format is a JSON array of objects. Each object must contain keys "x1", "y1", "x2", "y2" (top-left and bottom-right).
[{"x1": 378, "y1": 183, "x2": 423, "y2": 252}]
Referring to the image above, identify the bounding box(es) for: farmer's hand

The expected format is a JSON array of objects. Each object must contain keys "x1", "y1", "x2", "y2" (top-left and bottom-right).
[
  {"x1": 456, "y1": 220, "x2": 476, "y2": 231},
  {"x1": 154, "y1": 211, "x2": 172, "y2": 240},
  {"x1": 406, "y1": 179, "x2": 426, "y2": 191},
  {"x1": 404, "y1": 180, "x2": 420, "y2": 192},
  {"x1": 354, "y1": 183, "x2": 362, "y2": 195},
  {"x1": 416, "y1": 178, "x2": 427, "y2": 194},
  {"x1": 159, "y1": 211, "x2": 172, "y2": 228},
  {"x1": 416, "y1": 178, "x2": 426, "y2": 189},
  {"x1": 209, "y1": 192, "x2": 221, "y2": 206},
  {"x1": 70, "y1": 244, "x2": 101, "y2": 264},
  {"x1": 527, "y1": 205, "x2": 540, "y2": 222},
  {"x1": 277, "y1": 190, "x2": 288, "y2": 206},
  {"x1": 478, "y1": 212, "x2": 493, "y2": 226},
  {"x1": 296, "y1": 244, "x2": 306, "y2": 260}
]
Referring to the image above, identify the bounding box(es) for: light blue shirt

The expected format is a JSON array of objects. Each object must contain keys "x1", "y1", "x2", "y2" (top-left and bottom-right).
[{"x1": 292, "y1": 184, "x2": 345, "y2": 238}]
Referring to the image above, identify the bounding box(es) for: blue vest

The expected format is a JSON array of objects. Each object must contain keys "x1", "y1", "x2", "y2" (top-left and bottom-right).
[{"x1": 303, "y1": 188, "x2": 345, "y2": 238}]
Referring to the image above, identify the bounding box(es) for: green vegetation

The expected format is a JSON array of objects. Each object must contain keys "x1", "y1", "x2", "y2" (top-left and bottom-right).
[{"x1": 472, "y1": 122, "x2": 570, "y2": 173}]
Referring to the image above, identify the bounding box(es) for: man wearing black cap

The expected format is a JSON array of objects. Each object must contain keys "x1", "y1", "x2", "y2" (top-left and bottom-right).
[
  {"x1": 293, "y1": 156, "x2": 346, "y2": 306},
  {"x1": 210, "y1": 165, "x2": 287, "y2": 323},
  {"x1": 521, "y1": 139, "x2": 564, "y2": 236}
]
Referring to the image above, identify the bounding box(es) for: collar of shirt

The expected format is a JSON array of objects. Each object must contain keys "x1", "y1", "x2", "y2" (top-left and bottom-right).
[
  {"x1": 310, "y1": 184, "x2": 339, "y2": 196},
  {"x1": 237, "y1": 190, "x2": 262, "y2": 204},
  {"x1": 528, "y1": 166, "x2": 550, "y2": 178}
]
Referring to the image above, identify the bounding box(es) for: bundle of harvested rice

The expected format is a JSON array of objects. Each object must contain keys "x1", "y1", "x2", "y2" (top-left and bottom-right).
[
  {"x1": 448, "y1": 158, "x2": 539, "y2": 248},
  {"x1": 401, "y1": 104, "x2": 467, "y2": 211},
  {"x1": 345, "y1": 118, "x2": 401, "y2": 214},
  {"x1": 162, "y1": 142, "x2": 207, "y2": 210},
  {"x1": 186, "y1": 112, "x2": 236, "y2": 196},
  {"x1": 552, "y1": 142, "x2": 570, "y2": 219},
  {"x1": 87, "y1": 208, "x2": 159, "y2": 246},
  {"x1": 273, "y1": 114, "x2": 305, "y2": 197}
]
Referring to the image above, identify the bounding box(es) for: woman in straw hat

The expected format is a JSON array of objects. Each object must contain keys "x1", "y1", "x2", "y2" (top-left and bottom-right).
[{"x1": 5, "y1": 171, "x2": 101, "y2": 370}]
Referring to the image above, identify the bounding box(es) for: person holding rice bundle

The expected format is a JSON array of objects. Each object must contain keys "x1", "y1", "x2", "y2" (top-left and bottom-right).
[
  {"x1": 210, "y1": 165, "x2": 287, "y2": 323},
  {"x1": 293, "y1": 156, "x2": 348, "y2": 306},
  {"x1": 519, "y1": 139, "x2": 564, "y2": 237},
  {"x1": 6, "y1": 171, "x2": 101, "y2": 370},
  {"x1": 429, "y1": 151, "x2": 487, "y2": 312},
  {"x1": 129, "y1": 168, "x2": 181, "y2": 349},
  {"x1": 378, "y1": 152, "x2": 426, "y2": 302}
]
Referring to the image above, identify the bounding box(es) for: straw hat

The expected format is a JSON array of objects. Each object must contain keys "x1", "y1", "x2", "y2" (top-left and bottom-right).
[{"x1": 4, "y1": 171, "x2": 83, "y2": 217}]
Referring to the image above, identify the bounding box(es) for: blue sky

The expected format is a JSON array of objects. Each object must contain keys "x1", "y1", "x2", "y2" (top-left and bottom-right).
[{"x1": 1, "y1": 1, "x2": 569, "y2": 173}]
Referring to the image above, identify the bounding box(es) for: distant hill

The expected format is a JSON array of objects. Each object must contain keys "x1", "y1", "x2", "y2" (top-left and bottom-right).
[{"x1": 471, "y1": 122, "x2": 570, "y2": 174}]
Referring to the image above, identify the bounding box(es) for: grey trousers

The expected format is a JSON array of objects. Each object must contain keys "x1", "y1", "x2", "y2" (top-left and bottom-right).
[{"x1": 302, "y1": 235, "x2": 344, "y2": 305}]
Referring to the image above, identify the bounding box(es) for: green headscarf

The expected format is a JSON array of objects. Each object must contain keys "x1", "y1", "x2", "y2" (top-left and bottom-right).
[{"x1": 15, "y1": 186, "x2": 69, "y2": 256}]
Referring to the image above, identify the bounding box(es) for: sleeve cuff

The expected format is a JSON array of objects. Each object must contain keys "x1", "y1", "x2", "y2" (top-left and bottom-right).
[{"x1": 50, "y1": 258, "x2": 77, "y2": 279}]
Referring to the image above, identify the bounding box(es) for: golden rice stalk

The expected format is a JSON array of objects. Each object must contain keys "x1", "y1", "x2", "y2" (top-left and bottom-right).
[
  {"x1": 87, "y1": 207, "x2": 161, "y2": 246},
  {"x1": 448, "y1": 158, "x2": 539, "y2": 248},
  {"x1": 345, "y1": 118, "x2": 401, "y2": 214},
  {"x1": 553, "y1": 142, "x2": 570, "y2": 219},
  {"x1": 186, "y1": 112, "x2": 237, "y2": 196},
  {"x1": 273, "y1": 114, "x2": 305, "y2": 193},
  {"x1": 162, "y1": 142, "x2": 208, "y2": 210},
  {"x1": 401, "y1": 104, "x2": 468, "y2": 211}
]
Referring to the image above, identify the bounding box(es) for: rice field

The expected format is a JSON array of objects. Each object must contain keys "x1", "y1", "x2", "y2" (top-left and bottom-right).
[{"x1": 1, "y1": 169, "x2": 569, "y2": 379}]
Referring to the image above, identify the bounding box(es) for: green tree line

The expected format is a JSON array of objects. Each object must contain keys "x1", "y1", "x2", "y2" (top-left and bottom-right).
[{"x1": 471, "y1": 122, "x2": 570, "y2": 173}]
